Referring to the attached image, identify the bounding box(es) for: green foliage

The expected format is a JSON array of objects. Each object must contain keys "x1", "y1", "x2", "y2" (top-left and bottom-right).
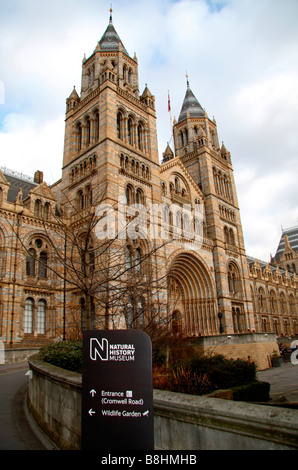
[
  {"x1": 183, "y1": 353, "x2": 257, "y2": 389},
  {"x1": 232, "y1": 381, "x2": 271, "y2": 402},
  {"x1": 38, "y1": 340, "x2": 83, "y2": 373},
  {"x1": 154, "y1": 353, "x2": 260, "y2": 397}
]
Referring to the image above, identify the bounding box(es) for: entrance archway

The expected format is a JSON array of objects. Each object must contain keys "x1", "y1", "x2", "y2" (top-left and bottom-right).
[{"x1": 167, "y1": 252, "x2": 218, "y2": 336}]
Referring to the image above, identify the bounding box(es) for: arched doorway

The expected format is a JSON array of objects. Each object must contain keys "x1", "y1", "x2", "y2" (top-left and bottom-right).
[{"x1": 167, "y1": 252, "x2": 218, "y2": 336}]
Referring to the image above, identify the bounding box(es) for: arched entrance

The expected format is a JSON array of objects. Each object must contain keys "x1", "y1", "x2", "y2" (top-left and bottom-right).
[{"x1": 167, "y1": 252, "x2": 218, "y2": 336}]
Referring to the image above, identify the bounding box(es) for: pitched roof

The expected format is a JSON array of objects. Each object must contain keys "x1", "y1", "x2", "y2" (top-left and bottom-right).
[
  {"x1": 178, "y1": 81, "x2": 205, "y2": 122},
  {"x1": 275, "y1": 226, "x2": 298, "y2": 259},
  {"x1": 3, "y1": 172, "x2": 37, "y2": 203},
  {"x1": 99, "y1": 13, "x2": 129, "y2": 56}
]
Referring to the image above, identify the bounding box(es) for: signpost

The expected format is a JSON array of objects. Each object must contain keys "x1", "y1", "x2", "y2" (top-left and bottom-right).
[{"x1": 82, "y1": 330, "x2": 154, "y2": 450}]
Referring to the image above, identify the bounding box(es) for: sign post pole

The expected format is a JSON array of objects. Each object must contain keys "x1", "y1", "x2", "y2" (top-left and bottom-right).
[{"x1": 82, "y1": 330, "x2": 154, "y2": 450}]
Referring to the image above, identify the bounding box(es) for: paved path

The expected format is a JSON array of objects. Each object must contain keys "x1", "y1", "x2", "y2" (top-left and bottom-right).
[
  {"x1": 0, "y1": 363, "x2": 48, "y2": 450},
  {"x1": 257, "y1": 362, "x2": 298, "y2": 404}
]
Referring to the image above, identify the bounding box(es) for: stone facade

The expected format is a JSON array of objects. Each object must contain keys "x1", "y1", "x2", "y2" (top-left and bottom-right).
[{"x1": 0, "y1": 13, "x2": 297, "y2": 356}]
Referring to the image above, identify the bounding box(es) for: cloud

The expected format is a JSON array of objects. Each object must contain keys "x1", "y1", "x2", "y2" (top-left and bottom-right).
[{"x1": 0, "y1": 0, "x2": 297, "y2": 261}]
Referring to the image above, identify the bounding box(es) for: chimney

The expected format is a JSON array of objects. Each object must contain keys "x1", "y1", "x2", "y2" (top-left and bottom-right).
[{"x1": 34, "y1": 170, "x2": 44, "y2": 184}]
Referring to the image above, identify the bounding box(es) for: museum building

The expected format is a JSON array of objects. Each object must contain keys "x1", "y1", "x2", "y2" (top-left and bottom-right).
[{"x1": 0, "y1": 12, "x2": 297, "y2": 368}]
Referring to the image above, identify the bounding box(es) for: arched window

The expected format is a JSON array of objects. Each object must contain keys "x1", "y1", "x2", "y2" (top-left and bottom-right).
[
  {"x1": 125, "y1": 246, "x2": 132, "y2": 271},
  {"x1": 128, "y1": 118, "x2": 133, "y2": 145},
  {"x1": 280, "y1": 292, "x2": 286, "y2": 314},
  {"x1": 26, "y1": 248, "x2": 36, "y2": 276},
  {"x1": 137, "y1": 297, "x2": 144, "y2": 329},
  {"x1": 117, "y1": 112, "x2": 122, "y2": 139},
  {"x1": 38, "y1": 251, "x2": 47, "y2": 279},
  {"x1": 136, "y1": 188, "x2": 144, "y2": 205},
  {"x1": 34, "y1": 199, "x2": 42, "y2": 218},
  {"x1": 228, "y1": 263, "x2": 241, "y2": 295},
  {"x1": 44, "y1": 203, "x2": 50, "y2": 221},
  {"x1": 86, "y1": 117, "x2": 91, "y2": 146},
  {"x1": 183, "y1": 213, "x2": 190, "y2": 232},
  {"x1": 135, "y1": 248, "x2": 142, "y2": 273},
  {"x1": 180, "y1": 131, "x2": 184, "y2": 147},
  {"x1": 36, "y1": 299, "x2": 46, "y2": 334},
  {"x1": 85, "y1": 185, "x2": 92, "y2": 208},
  {"x1": 137, "y1": 123, "x2": 143, "y2": 150},
  {"x1": 128, "y1": 68, "x2": 132, "y2": 84},
  {"x1": 258, "y1": 287, "x2": 266, "y2": 312},
  {"x1": 269, "y1": 290, "x2": 277, "y2": 313},
  {"x1": 77, "y1": 190, "x2": 84, "y2": 210},
  {"x1": 125, "y1": 185, "x2": 134, "y2": 205},
  {"x1": 95, "y1": 112, "x2": 99, "y2": 141},
  {"x1": 77, "y1": 123, "x2": 82, "y2": 151},
  {"x1": 126, "y1": 296, "x2": 134, "y2": 329},
  {"x1": 24, "y1": 298, "x2": 34, "y2": 334}
]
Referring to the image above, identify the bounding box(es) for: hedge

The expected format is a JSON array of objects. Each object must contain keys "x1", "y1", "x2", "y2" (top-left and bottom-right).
[
  {"x1": 232, "y1": 381, "x2": 271, "y2": 402},
  {"x1": 38, "y1": 340, "x2": 82, "y2": 373}
]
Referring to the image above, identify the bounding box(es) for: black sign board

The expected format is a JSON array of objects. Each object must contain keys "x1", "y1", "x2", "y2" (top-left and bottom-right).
[{"x1": 82, "y1": 330, "x2": 154, "y2": 450}]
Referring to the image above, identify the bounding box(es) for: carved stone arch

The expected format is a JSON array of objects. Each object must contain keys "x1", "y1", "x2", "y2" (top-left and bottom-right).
[{"x1": 167, "y1": 250, "x2": 218, "y2": 336}]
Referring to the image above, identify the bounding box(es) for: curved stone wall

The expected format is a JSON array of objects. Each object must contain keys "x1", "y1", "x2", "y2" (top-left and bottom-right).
[{"x1": 28, "y1": 357, "x2": 298, "y2": 450}]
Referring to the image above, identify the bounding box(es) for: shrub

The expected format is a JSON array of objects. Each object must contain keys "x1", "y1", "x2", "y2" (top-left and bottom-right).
[
  {"x1": 38, "y1": 340, "x2": 83, "y2": 373},
  {"x1": 232, "y1": 381, "x2": 271, "y2": 402},
  {"x1": 170, "y1": 365, "x2": 213, "y2": 395},
  {"x1": 185, "y1": 354, "x2": 257, "y2": 389}
]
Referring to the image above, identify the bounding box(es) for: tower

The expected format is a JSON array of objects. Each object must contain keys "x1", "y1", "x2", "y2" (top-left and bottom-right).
[
  {"x1": 172, "y1": 77, "x2": 254, "y2": 334},
  {"x1": 60, "y1": 9, "x2": 160, "y2": 212}
]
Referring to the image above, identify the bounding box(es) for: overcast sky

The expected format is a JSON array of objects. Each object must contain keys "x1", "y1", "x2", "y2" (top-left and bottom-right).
[{"x1": 0, "y1": 0, "x2": 297, "y2": 261}]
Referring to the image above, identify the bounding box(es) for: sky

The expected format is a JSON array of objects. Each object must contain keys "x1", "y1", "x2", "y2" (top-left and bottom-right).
[{"x1": 0, "y1": 0, "x2": 297, "y2": 261}]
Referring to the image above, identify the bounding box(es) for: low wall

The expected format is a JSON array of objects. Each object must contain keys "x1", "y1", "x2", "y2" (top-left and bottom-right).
[
  {"x1": 189, "y1": 333, "x2": 279, "y2": 370},
  {"x1": 4, "y1": 347, "x2": 39, "y2": 364},
  {"x1": 27, "y1": 357, "x2": 298, "y2": 450}
]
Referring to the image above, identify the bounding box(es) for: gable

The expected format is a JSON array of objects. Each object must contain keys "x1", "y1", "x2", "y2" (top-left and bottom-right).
[{"x1": 29, "y1": 182, "x2": 57, "y2": 202}]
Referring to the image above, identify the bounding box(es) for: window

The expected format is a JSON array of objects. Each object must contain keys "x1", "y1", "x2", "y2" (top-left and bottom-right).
[
  {"x1": 77, "y1": 190, "x2": 84, "y2": 210},
  {"x1": 86, "y1": 118, "x2": 91, "y2": 146},
  {"x1": 228, "y1": 263, "x2": 241, "y2": 295},
  {"x1": 34, "y1": 200, "x2": 42, "y2": 218},
  {"x1": 136, "y1": 188, "x2": 144, "y2": 205},
  {"x1": 128, "y1": 118, "x2": 132, "y2": 145},
  {"x1": 95, "y1": 112, "x2": 99, "y2": 141},
  {"x1": 38, "y1": 251, "x2": 47, "y2": 279},
  {"x1": 125, "y1": 185, "x2": 134, "y2": 205},
  {"x1": 135, "y1": 248, "x2": 142, "y2": 273},
  {"x1": 36, "y1": 300, "x2": 46, "y2": 334},
  {"x1": 137, "y1": 123, "x2": 143, "y2": 150},
  {"x1": 77, "y1": 123, "x2": 82, "y2": 151},
  {"x1": 117, "y1": 112, "x2": 122, "y2": 139},
  {"x1": 125, "y1": 247, "x2": 133, "y2": 271},
  {"x1": 26, "y1": 248, "x2": 36, "y2": 276},
  {"x1": 126, "y1": 296, "x2": 134, "y2": 329},
  {"x1": 26, "y1": 239, "x2": 48, "y2": 279},
  {"x1": 44, "y1": 203, "x2": 50, "y2": 221},
  {"x1": 24, "y1": 298, "x2": 33, "y2": 334}
]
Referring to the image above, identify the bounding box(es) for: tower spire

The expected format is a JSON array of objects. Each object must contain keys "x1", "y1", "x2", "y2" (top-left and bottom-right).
[
  {"x1": 185, "y1": 71, "x2": 189, "y2": 88},
  {"x1": 109, "y1": 4, "x2": 113, "y2": 23}
]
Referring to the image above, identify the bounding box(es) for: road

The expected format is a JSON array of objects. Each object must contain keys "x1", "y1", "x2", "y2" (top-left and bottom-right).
[{"x1": 0, "y1": 363, "x2": 48, "y2": 450}]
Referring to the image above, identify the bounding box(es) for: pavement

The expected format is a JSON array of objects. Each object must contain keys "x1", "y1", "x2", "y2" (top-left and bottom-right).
[
  {"x1": 257, "y1": 361, "x2": 298, "y2": 406},
  {"x1": 0, "y1": 360, "x2": 297, "y2": 451},
  {"x1": 0, "y1": 362, "x2": 54, "y2": 450}
]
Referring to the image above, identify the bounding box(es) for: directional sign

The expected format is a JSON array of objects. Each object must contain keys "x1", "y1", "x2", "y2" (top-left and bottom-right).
[{"x1": 82, "y1": 330, "x2": 154, "y2": 450}]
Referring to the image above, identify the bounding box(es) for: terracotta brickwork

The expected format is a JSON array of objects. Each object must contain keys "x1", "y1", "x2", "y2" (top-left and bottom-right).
[{"x1": 0, "y1": 14, "x2": 296, "y2": 356}]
